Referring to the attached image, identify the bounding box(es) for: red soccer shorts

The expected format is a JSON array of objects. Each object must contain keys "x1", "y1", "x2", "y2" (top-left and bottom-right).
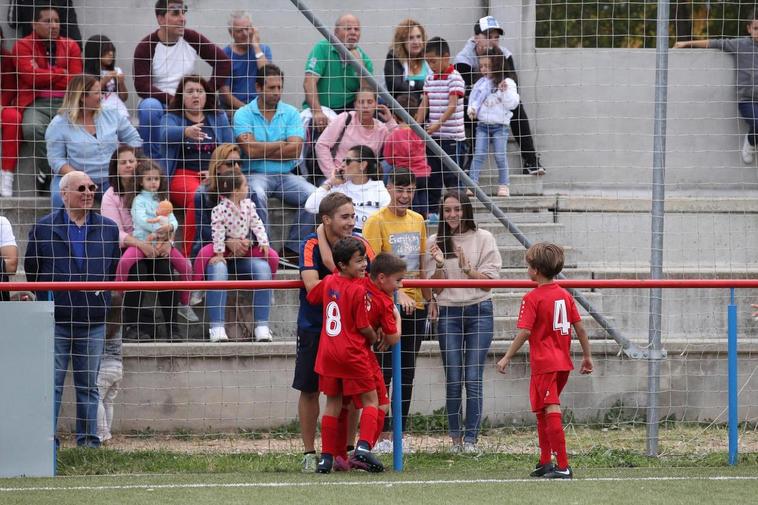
[
  {"x1": 529, "y1": 371, "x2": 570, "y2": 412},
  {"x1": 352, "y1": 364, "x2": 389, "y2": 409},
  {"x1": 319, "y1": 375, "x2": 376, "y2": 397}
]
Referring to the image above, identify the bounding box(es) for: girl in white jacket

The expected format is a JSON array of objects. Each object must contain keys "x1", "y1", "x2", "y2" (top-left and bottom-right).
[{"x1": 467, "y1": 47, "x2": 520, "y2": 197}]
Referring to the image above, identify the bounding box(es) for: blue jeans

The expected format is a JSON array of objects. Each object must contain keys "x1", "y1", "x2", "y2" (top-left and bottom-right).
[
  {"x1": 246, "y1": 172, "x2": 316, "y2": 253},
  {"x1": 138, "y1": 98, "x2": 166, "y2": 160},
  {"x1": 427, "y1": 139, "x2": 467, "y2": 212},
  {"x1": 470, "y1": 123, "x2": 509, "y2": 185},
  {"x1": 205, "y1": 257, "x2": 272, "y2": 328},
  {"x1": 437, "y1": 299, "x2": 494, "y2": 443},
  {"x1": 738, "y1": 102, "x2": 758, "y2": 147},
  {"x1": 54, "y1": 323, "x2": 105, "y2": 447}
]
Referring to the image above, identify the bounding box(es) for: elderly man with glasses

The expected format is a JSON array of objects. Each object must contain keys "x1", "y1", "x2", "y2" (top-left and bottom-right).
[{"x1": 25, "y1": 170, "x2": 120, "y2": 448}]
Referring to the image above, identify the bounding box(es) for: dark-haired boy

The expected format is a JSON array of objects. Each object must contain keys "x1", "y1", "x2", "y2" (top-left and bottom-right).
[
  {"x1": 416, "y1": 36, "x2": 466, "y2": 221},
  {"x1": 294, "y1": 192, "x2": 374, "y2": 472},
  {"x1": 307, "y1": 237, "x2": 384, "y2": 474},
  {"x1": 497, "y1": 242, "x2": 593, "y2": 479},
  {"x1": 360, "y1": 253, "x2": 405, "y2": 448}
]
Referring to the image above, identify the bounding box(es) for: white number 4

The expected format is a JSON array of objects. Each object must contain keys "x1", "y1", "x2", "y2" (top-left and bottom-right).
[{"x1": 553, "y1": 299, "x2": 571, "y2": 335}]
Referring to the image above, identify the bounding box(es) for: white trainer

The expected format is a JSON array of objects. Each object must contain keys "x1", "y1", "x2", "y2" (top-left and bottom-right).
[
  {"x1": 209, "y1": 326, "x2": 228, "y2": 342},
  {"x1": 0, "y1": 170, "x2": 13, "y2": 197},
  {"x1": 742, "y1": 134, "x2": 754, "y2": 164},
  {"x1": 254, "y1": 325, "x2": 273, "y2": 342},
  {"x1": 177, "y1": 304, "x2": 199, "y2": 322}
]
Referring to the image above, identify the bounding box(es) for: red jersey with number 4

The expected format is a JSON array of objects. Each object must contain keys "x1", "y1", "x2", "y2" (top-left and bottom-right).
[
  {"x1": 517, "y1": 283, "x2": 581, "y2": 374},
  {"x1": 307, "y1": 274, "x2": 373, "y2": 379}
]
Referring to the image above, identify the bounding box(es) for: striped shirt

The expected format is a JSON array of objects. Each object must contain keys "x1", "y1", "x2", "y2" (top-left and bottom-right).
[{"x1": 423, "y1": 65, "x2": 465, "y2": 140}]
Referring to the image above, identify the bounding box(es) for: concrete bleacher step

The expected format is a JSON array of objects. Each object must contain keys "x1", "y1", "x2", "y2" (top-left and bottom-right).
[{"x1": 474, "y1": 174, "x2": 544, "y2": 197}]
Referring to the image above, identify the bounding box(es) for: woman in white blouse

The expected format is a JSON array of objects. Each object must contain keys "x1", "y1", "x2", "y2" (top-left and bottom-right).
[{"x1": 304, "y1": 145, "x2": 390, "y2": 233}]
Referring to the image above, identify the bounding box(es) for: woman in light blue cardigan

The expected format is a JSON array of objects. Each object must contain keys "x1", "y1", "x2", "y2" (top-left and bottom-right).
[
  {"x1": 158, "y1": 74, "x2": 233, "y2": 255},
  {"x1": 46, "y1": 74, "x2": 142, "y2": 208}
]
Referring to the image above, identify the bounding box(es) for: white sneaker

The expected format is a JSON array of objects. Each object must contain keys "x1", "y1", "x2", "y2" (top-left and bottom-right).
[
  {"x1": 742, "y1": 134, "x2": 754, "y2": 164},
  {"x1": 254, "y1": 325, "x2": 273, "y2": 342},
  {"x1": 0, "y1": 170, "x2": 13, "y2": 197},
  {"x1": 462, "y1": 442, "x2": 480, "y2": 454},
  {"x1": 177, "y1": 304, "x2": 199, "y2": 322},
  {"x1": 189, "y1": 291, "x2": 204, "y2": 306},
  {"x1": 373, "y1": 439, "x2": 393, "y2": 454},
  {"x1": 301, "y1": 452, "x2": 318, "y2": 473},
  {"x1": 497, "y1": 185, "x2": 510, "y2": 197},
  {"x1": 209, "y1": 326, "x2": 228, "y2": 342}
]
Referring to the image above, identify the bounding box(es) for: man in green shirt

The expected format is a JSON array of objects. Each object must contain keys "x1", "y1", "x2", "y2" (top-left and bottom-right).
[{"x1": 303, "y1": 13, "x2": 373, "y2": 131}]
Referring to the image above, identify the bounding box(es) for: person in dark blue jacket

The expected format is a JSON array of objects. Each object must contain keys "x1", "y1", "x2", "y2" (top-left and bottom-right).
[{"x1": 25, "y1": 170, "x2": 120, "y2": 448}]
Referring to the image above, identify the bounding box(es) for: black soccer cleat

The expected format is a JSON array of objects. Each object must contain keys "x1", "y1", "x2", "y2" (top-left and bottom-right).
[
  {"x1": 315, "y1": 454, "x2": 333, "y2": 474},
  {"x1": 544, "y1": 465, "x2": 573, "y2": 479},
  {"x1": 529, "y1": 462, "x2": 554, "y2": 478},
  {"x1": 350, "y1": 446, "x2": 385, "y2": 473}
]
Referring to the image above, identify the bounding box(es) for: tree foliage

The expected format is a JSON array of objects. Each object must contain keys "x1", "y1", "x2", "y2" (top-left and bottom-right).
[{"x1": 536, "y1": 1, "x2": 750, "y2": 48}]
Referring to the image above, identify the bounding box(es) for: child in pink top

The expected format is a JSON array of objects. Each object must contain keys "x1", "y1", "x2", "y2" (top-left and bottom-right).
[
  {"x1": 192, "y1": 173, "x2": 278, "y2": 281},
  {"x1": 382, "y1": 94, "x2": 432, "y2": 217}
]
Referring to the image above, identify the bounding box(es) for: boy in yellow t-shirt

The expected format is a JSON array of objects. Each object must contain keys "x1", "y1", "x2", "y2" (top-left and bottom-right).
[{"x1": 362, "y1": 167, "x2": 432, "y2": 452}]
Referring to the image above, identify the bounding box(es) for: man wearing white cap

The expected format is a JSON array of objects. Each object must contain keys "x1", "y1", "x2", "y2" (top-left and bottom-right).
[{"x1": 455, "y1": 16, "x2": 545, "y2": 175}]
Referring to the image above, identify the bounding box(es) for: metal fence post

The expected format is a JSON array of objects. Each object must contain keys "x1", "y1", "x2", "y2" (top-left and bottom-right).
[{"x1": 728, "y1": 288, "x2": 738, "y2": 465}]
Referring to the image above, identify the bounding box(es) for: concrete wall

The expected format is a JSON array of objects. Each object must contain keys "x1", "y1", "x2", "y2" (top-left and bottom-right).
[{"x1": 57, "y1": 340, "x2": 758, "y2": 433}]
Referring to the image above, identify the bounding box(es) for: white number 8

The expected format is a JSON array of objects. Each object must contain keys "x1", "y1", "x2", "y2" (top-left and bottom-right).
[
  {"x1": 325, "y1": 301, "x2": 342, "y2": 337},
  {"x1": 553, "y1": 299, "x2": 570, "y2": 335}
]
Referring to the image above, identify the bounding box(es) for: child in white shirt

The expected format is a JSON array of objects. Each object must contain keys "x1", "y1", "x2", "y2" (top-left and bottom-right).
[{"x1": 467, "y1": 47, "x2": 520, "y2": 197}]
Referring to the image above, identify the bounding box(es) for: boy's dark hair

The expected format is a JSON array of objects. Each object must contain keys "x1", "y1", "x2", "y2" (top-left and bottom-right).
[
  {"x1": 525, "y1": 242, "x2": 565, "y2": 279},
  {"x1": 388, "y1": 166, "x2": 416, "y2": 187},
  {"x1": 370, "y1": 252, "x2": 406, "y2": 279},
  {"x1": 135, "y1": 158, "x2": 168, "y2": 200},
  {"x1": 347, "y1": 145, "x2": 380, "y2": 181},
  {"x1": 436, "y1": 190, "x2": 477, "y2": 258},
  {"x1": 218, "y1": 173, "x2": 245, "y2": 198},
  {"x1": 34, "y1": 5, "x2": 60, "y2": 22},
  {"x1": 84, "y1": 34, "x2": 116, "y2": 75},
  {"x1": 255, "y1": 63, "x2": 284, "y2": 89},
  {"x1": 155, "y1": 0, "x2": 184, "y2": 17},
  {"x1": 333, "y1": 237, "x2": 366, "y2": 270},
  {"x1": 425, "y1": 36, "x2": 450, "y2": 56}
]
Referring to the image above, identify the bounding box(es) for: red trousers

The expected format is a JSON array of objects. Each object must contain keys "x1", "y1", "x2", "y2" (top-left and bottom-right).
[
  {"x1": 1, "y1": 106, "x2": 22, "y2": 172},
  {"x1": 169, "y1": 169, "x2": 202, "y2": 257}
]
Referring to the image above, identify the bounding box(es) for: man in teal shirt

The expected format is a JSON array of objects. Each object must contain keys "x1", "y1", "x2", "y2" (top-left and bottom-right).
[
  {"x1": 303, "y1": 13, "x2": 373, "y2": 131},
  {"x1": 234, "y1": 63, "x2": 315, "y2": 261}
]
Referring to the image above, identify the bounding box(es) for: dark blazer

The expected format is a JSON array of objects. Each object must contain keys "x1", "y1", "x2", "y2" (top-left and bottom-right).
[{"x1": 25, "y1": 208, "x2": 120, "y2": 325}]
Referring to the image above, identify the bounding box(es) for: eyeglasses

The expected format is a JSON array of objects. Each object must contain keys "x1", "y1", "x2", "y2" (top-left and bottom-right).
[
  {"x1": 221, "y1": 160, "x2": 241, "y2": 167},
  {"x1": 76, "y1": 184, "x2": 97, "y2": 193}
]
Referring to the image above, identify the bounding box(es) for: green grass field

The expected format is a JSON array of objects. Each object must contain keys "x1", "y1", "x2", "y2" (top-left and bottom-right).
[
  {"x1": 2, "y1": 425, "x2": 757, "y2": 504},
  {"x1": 2, "y1": 465, "x2": 757, "y2": 505}
]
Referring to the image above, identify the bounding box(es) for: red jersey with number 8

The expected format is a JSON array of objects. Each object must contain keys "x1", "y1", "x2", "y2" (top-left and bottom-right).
[
  {"x1": 517, "y1": 283, "x2": 581, "y2": 374},
  {"x1": 307, "y1": 274, "x2": 373, "y2": 379}
]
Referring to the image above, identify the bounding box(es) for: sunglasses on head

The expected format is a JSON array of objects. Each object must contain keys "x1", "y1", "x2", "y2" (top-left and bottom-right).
[
  {"x1": 221, "y1": 159, "x2": 241, "y2": 167},
  {"x1": 76, "y1": 184, "x2": 97, "y2": 193}
]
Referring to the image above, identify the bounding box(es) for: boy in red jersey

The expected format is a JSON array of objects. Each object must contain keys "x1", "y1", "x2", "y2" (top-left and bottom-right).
[
  {"x1": 497, "y1": 242, "x2": 593, "y2": 479},
  {"x1": 361, "y1": 253, "x2": 405, "y2": 447},
  {"x1": 307, "y1": 237, "x2": 384, "y2": 474}
]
